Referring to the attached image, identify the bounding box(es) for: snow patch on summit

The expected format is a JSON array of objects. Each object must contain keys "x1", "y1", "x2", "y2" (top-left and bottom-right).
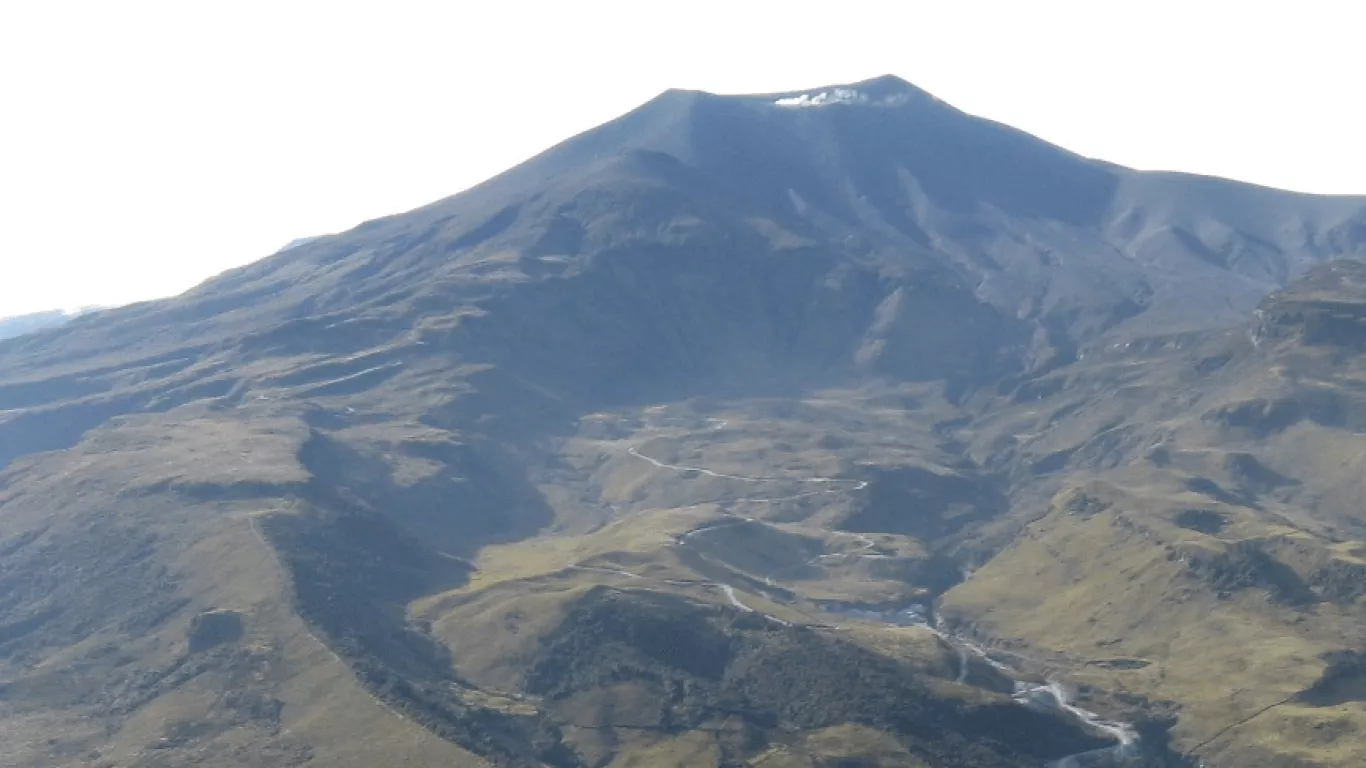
[{"x1": 774, "y1": 88, "x2": 911, "y2": 109}]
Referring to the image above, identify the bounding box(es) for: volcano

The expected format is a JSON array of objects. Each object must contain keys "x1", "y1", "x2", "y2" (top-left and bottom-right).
[{"x1": 1, "y1": 76, "x2": 1364, "y2": 767}]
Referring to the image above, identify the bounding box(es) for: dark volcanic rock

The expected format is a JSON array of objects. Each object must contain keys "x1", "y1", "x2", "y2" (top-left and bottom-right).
[
  {"x1": 187, "y1": 609, "x2": 244, "y2": 653},
  {"x1": 1185, "y1": 540, "x2": 1317, "y2": 606},
  {"x1": 1173, "y1": 509, "x2": 1227, "y2": 536}
]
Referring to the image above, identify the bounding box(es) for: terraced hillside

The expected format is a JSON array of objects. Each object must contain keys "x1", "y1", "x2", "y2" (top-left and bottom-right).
[{"x1": 0, "y1": 76, "x2": 1364, "y2": 767}]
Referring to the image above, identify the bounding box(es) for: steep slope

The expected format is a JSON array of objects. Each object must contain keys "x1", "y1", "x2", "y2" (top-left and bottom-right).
[{"x1": 0, "y1": 76, "x2": 1364, "y2": 767}]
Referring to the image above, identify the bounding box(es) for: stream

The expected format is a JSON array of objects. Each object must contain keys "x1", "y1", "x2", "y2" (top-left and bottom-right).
[{"x1": 819, "y1": 602, "x2": 1146, "y2": 766}]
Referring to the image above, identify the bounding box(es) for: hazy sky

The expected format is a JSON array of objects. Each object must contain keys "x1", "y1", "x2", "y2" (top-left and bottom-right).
[{"x1": 2, "y1": 1, "x2": 1364, "y2": 316}]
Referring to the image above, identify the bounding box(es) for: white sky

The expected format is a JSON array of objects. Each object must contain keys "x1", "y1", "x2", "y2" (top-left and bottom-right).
[{"x1": 2, "y1": 1, "x2": 1363, "y2": 316}]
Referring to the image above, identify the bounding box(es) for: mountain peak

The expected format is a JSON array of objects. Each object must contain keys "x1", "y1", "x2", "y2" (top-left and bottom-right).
[{"x1": 653, "y1": 75, "x2": 932, "y2": 110}]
